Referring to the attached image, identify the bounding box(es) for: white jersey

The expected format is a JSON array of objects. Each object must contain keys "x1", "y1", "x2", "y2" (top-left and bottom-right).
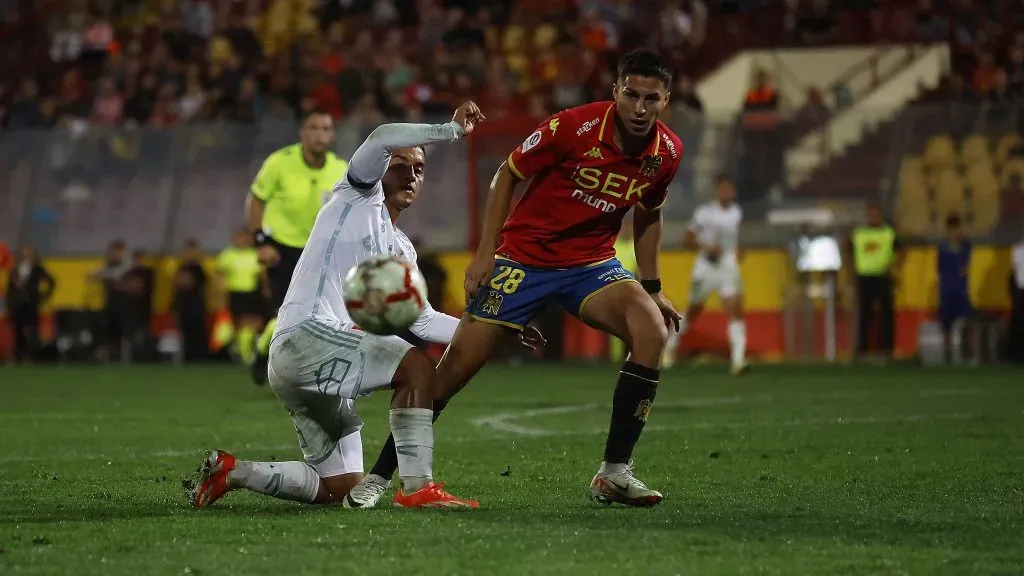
[
  {"x1": 689, "y1": 201, "x2": 742, "y2": 266},
  {"x1": 275, "y1": 122, "x2": 463, "y2": 343}
]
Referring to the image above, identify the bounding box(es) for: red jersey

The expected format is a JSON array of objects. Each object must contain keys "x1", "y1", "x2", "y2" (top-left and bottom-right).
[{"x1": 499, "y1": 101, "x2": 683, "y2": 268}]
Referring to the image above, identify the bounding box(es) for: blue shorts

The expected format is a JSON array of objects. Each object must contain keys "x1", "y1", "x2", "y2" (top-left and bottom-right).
[
  {"x1": 939, "y1": 293, "x2": 972, "y2": 331},
  {"x1": 465, "y1": 257, "x2": 636, "y2": 329}
]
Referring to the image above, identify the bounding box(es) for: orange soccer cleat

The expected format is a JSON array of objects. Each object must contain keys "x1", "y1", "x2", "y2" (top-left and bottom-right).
[
  {"x1": 192, "y1": 450, "x2": 237, "y2": 509},
  {"x1": 392, "y1": 481, "x2": 479, "y2": 509}
]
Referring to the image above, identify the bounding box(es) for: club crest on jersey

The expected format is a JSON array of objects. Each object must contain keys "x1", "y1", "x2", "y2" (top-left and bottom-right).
[
  {"x1": 481, "y1": 291, "x2": 504, "y2": 315},
  {"x1": 640, "y1": 154, "x2": 663, "y2": 177},
  {"x1": 521, "y1": 130, "x2": 543, "y2": 153},
  {"x1": 361, "y1": 235, "x2": 378, "y2": 253},
  {"x1": 634, "y1": 399, "x2": 653, "y2": 423},
  {"x1": 548, "y1": 118, "x2": 560, "y2": 134}
]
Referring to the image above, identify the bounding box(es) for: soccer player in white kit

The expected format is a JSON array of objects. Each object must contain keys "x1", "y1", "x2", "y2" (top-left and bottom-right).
[
  {"x1": 191, "y1": 102, "x2": 488, "y2": 509},
  {"x1": 663, "y1": 175, "x2": 748, "y2": 375}
]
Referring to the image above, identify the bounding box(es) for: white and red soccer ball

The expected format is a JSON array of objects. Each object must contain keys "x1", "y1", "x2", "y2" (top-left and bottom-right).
[{"x1": 343, "y1": 255, "x2": 428, "y2": 335}]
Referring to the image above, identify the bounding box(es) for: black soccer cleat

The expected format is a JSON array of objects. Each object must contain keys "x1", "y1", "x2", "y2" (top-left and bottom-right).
[{"x1": 249, "y1": 340, "x2": 268, "y2": 386}]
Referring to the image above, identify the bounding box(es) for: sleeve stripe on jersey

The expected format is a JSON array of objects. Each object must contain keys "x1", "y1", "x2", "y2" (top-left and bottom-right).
[
  {"x1": 506, "y1": 155, "x2": 526, "y2": 180},
  {"x1": 347, "y1": 173, "x2": 375, "y2": 190},
  {"x1": 311, "y1": 202, "x2": 354, "y2": 316}
]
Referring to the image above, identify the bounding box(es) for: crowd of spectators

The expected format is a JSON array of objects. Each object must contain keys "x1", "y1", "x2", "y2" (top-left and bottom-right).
[
  {"x1": 0, "y1": 0, "x2": 717, "y2": 133},
  {"x1": 4, "y1": 0, "x2": 988, "y2": 135},
  {"x1": 917, "y1": 0, "x2": 1024, "y2": 108}
]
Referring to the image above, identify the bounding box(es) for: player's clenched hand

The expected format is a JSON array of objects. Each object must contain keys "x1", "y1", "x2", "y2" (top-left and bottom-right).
[
  {"x1": 452, "y1": 101, "x2": 485, "y2": 136},
  {"x1": 518, "y1": 325, "x2": 547, "y2": 351},
  {"x1": 653, "y1": 292, "x2": 682, "y2": 333},
  {"x1": 258, "y1": 245, "x2": 280, "y2": 267},
  {"x1": 464, "y1": 253, "x2": 494, "y2": 302}
]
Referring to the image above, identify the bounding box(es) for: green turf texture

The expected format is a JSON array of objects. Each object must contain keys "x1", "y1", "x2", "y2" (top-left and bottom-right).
[{"x1": 1, "y1": 363, "x2": 1023, "y2": 575}]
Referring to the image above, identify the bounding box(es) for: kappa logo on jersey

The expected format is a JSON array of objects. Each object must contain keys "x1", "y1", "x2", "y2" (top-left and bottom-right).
[
  {"x1": 577, "y1": 117, "x2": 600, "y2": 136},
  {"x1": 521, "y1": 130, "x2": 543, "y2": 153},
  {"x1": 584, "y1": 147, "x2": 603, "y2": 159},
  {"x1": 661, "y1": 133, "x2": 678, "y2": 159},
  {"x1": 548, "y1": 118, "x2": 560, "y2": 135},
  {"x1": 481, "y1": 291, "x2": 504, "y2": 315}
]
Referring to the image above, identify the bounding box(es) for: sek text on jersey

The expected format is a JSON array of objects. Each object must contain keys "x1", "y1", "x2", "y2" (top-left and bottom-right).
[{"x1": 507, "y1": 102, "x2": 681, "y2": 215}]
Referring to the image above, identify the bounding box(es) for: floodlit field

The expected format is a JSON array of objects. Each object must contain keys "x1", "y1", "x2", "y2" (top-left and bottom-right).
[{"x1": 2, "y1": 363, "x2": 1023, "y2": 575}]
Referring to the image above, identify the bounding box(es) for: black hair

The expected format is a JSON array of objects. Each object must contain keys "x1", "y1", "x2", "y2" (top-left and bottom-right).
[
  {"x1": 714, "y1": 173, "x2": 733, "y2": 186},
  {"x1": 617, "y1": 49, "x2": 673, "y2": 88},
  {"x1": 301, "y1": 108, "x2": 333, "y2": 124},
  {"x1": 946, "y1": 213, "x2": 962, "y2": 228}
]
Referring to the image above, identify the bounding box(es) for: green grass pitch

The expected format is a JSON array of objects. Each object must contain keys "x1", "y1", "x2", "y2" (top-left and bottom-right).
[{"x1": 2, "y1": 363, "x2": 1023, "y2": 575}]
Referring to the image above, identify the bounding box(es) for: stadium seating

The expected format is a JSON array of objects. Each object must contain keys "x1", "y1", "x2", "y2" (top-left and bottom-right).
[{"x1": 896, "y1": 130, "x2": 1020, "y2": 237}]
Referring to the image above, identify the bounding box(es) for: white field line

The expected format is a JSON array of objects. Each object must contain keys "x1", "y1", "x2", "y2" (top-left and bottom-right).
[
  {"x1": 473, "y1": 406, "x2": 1010, "y2": 437},
  {"x1": 1, "y1": 389, "x2": 1005, "y2": 464},
  {"x1": 0, "y1": 388, "x2": 989, "y2": 422},
  {"x1": 471, "y1": 387, "x2": 1007, "y2": 437}
]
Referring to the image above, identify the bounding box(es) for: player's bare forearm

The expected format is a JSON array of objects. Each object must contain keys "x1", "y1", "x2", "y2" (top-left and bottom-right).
[
  {"x1": 245, "y1": 194, "x2": 265, "y2": 233},
  {"x1": 682, "y1": 229, "x2": 699, "y2": 250},
  {"x1": 477, "y1": 163, "x2": 517, "y2": 256},
  {"x1": 633, "y1": 207, "x2": 662, "y2": 280}
]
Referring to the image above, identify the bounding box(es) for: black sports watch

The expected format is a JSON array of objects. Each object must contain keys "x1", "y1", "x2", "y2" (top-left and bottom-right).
[{"x1": 254, "y1": 230, "x2": 271, "y2": 247}]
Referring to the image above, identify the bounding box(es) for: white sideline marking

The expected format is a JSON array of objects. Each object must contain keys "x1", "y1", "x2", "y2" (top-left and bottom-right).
[
  {"x1": 470, "y1": 387, "x2": 1017, "y2": 437},
  {"x1": 3, "y1": 389, "x2": 1008, "y2": 463},
  {"x1": 472, "y1": 405, "x2": 600, "y2": 437},
  {"x1": 474, "y1": 406, "x2": 1004, "y2": 437}
]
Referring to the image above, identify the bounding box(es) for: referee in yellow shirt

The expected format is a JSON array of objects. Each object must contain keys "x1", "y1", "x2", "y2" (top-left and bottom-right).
[{"x1": 245, "y1": 109, "x2": 349, "y2": 384}]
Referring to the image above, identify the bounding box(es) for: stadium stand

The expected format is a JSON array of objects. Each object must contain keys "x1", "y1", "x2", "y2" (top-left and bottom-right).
[{"x1": 1, "y1": 0, "x2": 1021, "y2": 364}]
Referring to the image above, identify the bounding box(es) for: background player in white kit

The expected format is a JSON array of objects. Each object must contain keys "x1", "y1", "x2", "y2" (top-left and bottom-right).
[
  {"x1": 663, "y1": 175, "x2": 748, "y2": 375},
  {"x1": 190, "y1": 102, "x2": 489, "y2": 509}
]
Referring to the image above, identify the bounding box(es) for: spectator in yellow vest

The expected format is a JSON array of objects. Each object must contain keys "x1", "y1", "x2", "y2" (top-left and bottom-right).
[{"x1": 848, "y1": 205, "x2": 903, "y2": 362}]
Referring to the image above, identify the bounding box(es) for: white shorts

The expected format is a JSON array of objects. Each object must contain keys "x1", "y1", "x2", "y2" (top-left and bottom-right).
[
  {"x1": 689, "y1": 257, "x2": 742, "y2": 305},
  {"x1": 268, "y1": 316, "x2": 414, "y2": 477}
]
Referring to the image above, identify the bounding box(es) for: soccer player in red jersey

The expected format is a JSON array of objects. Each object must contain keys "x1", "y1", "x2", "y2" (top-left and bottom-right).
[{"x1": 348, "y1": 49, "x2": 683, "y2": 509}]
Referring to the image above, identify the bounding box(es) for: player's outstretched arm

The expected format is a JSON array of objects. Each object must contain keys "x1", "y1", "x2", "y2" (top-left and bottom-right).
[
  {"x1": 409, "y1": 303, "x2": 460, "y2": 344},
  {"x1": 346, "y1": 101, "x2": 484, "y2": 190}
]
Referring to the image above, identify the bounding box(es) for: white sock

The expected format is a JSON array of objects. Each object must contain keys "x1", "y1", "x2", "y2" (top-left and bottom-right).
[
  {"x1": 226, "y1": 460, "x2": 321, "y2": 503},
  {"x1": 599, "y1": 461, "x2": 629, "y2": 475},
  {"x1": 728, "y1": 319, "x2": 747, "y2": 367},
  {"x1": 389, "y1": 407, "x2": 434, "y2": 493}
]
